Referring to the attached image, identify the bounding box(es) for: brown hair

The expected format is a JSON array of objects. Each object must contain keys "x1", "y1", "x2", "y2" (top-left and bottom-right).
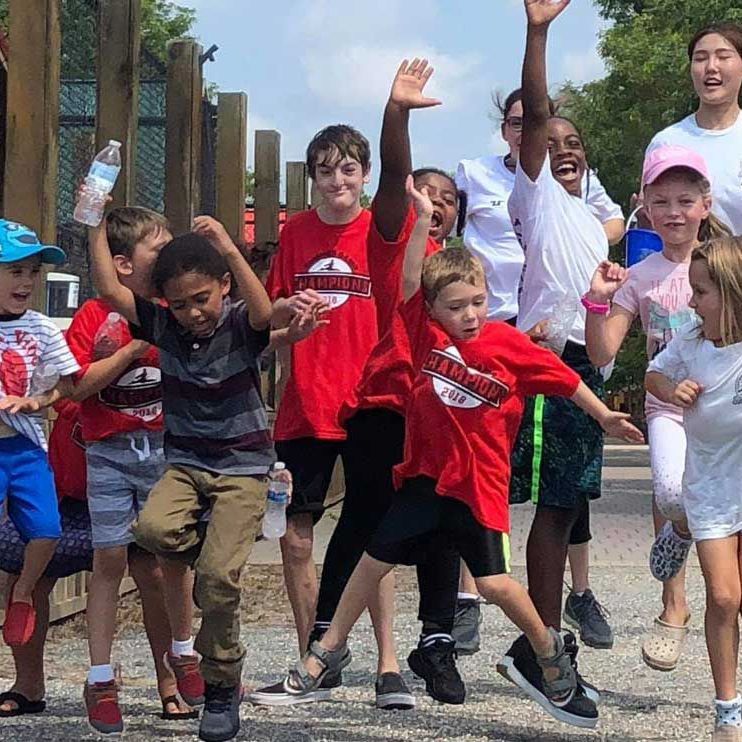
[
  {"x1": 105, "y1": 207, "x2": 170, "y2": 259},
  {"x1": 421, "y1": 248, "x2": 485, "y2": 304},
  {"x1": 306, "y1": 124, "x2": 371, "y2": 180},
  {"x1": 688, "y1": 22, "x2": 742, "y2": 60},
  {"x1": 691, "y1": 236, "x2": 742, "y2": 345}
]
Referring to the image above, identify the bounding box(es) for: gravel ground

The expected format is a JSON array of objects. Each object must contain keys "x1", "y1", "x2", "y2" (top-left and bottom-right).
[{"x1": 0, "y1": 565, "x2": 715, "y2": 741}]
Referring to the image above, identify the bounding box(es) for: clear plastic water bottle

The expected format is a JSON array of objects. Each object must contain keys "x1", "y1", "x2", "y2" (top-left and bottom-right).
[
  {"x1": 73, "y1": 140, "x2": 122, "y2": 227},
  {"x1": 29, "y1": 363, "x2": 60, "y2": 397},
  {"x1": 262, "y1": 462, "x2": 291, "y2": 540},
  {"x1": 92, "y1": 312, "x2": 125, "y2": 360},
  {"x1": 544, "y1": 294, "x2": 580, "y2": 356}
]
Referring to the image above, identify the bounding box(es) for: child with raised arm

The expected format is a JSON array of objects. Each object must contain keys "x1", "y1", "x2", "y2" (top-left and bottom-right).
[
  {"x1": 645, "y1": 237, "x2": 742, "y2": 742},
  {"x1": 86, "y1": 214, "x2": 282, "y2": 742},
  {"x1": 250, "y1": 177, "x2": 643, "y2": 731},
  {"x1": 0, "y1": 220, "x2": 80, "y2": 648},
  {"x1": 584, "y1": 146, "x2": 730, "y2": 673}
]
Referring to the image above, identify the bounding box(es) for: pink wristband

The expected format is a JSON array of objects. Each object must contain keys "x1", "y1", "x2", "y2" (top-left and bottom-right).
[{"x1": 581, "y1": 294, "x2": 610, "y2": 315}]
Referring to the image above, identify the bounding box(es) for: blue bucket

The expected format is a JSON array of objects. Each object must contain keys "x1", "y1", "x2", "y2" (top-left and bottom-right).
[{"x1": 625, "y1": 228, "x2": 663, "y2": 267}]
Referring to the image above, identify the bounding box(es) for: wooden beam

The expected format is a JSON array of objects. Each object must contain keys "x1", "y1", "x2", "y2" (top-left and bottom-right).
[
  {"x1": 96, "y1": 0, "x2": 141, "y2": 207},
  {"x1": 4, "y1": 0, "x2": 61, "y2": 310},
  {"x1": 254, "y1": 130, "x2": 280, "y2": 244},
  {"x1": 215, "y1": 92, "x2": 247, "y2": 245},
  {"x1": 285, "y1": 161, "x2": 307, "y2": 219},
  {"x1": 165, "y1": 39, "x2": 203, "y2": 235}
]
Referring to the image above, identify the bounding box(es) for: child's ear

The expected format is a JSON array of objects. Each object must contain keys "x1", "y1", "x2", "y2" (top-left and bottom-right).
[
  {"x1": 220, "y1": 272, "x2": 232, "y2": 297},
  {"x1": 363, "y1": 163, "x2": 371, "y2": 185},
  {"x1": 112, "y1": 254, "x2": 133, "y2": 276}
]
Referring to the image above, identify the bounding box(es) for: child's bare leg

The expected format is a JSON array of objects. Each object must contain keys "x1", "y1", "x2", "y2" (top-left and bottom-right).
[
  {"x1": 13, "y1": 539, "x2": 57, "y2": 604},
  {"x1": 368, "y1": 571, "x2": 399, "y2": 675},
  {"x1": 697, "y1": 536, "x2": 741, "y2": 700},
  {"x1": 280, "y1": 513, "x2": 318, "y2": 653},
  {"x1": 567, "y1": 543, "x2": 590, "y2": 594},
  {"x1": 87, "y1": 546, "x2": 127, "y2": 666},
  {"x1": 0, "y1": 576, "x2": 55, "y2": 711},
  {"x1": 652, "y1": 499, "x2": 691, "y2": 626},
  {"x1": 307, "y1": 554, "x2": 394, "y2": 676},
  {"x1": 156, "y1": 556, "x2": 194, "y2": 643},
  {"x1": 459, "y1": 561, "x2": 478, "y2": 597}
]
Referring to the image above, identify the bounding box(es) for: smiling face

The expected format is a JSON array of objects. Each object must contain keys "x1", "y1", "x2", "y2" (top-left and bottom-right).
[
  {"x1": 644, "y1": 171, "x2": 710, "y2": 248},
  {"x1": 689, "y1": 258, "x2": 723, "y2": 343},
  {"x1": 162, "y1": 270, "x2": 231, "y2": 338},
  {"x1": 313, "y1": 150, "x2": 370, "y2": 217},
  {"x1": 547, "y1": 118, "x2": 587, "y2": 197},
  {"x1": 413, "y1": 172, "x2": 458, "y2": 244},
  {"x1": 428, "y1": 280, "x2": 488, "y2": 340},
  {"x1": 0, "y1": 256, "x2": 42, "y2": 315},
  {"x1": 691, "y1": 32, "x2": 742, "y2": 108}
]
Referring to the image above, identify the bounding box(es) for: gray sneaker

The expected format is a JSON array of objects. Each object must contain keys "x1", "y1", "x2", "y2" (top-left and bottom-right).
[
  {"x1": 452, "y1": 599, "x2": 482, "y2": 656},
  {"x1": 563, "y1": 589, "x2": 614, "y2": 649},
  {"x1": 199, "y1": 684, "x2": 241, "y2": 742}
]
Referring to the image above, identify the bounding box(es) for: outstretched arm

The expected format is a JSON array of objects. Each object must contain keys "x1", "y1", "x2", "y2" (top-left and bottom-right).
[
  {"x1": 570, "y1": 380, "x2": 644, "y2": 443},
  {"x1": 519, "y1": 0, "x2": 570, "y2": 180},
  {"x1": 402, "y1": 176, "x2": 433, "y2": 301},
  {"x1": 375, "y1": 59, "x2": 441, "y2": 241}
]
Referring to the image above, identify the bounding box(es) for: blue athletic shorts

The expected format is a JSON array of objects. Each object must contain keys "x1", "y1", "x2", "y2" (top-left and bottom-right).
[{"x1": 0, "y1": 435, "x2": 62, "y2": 541}]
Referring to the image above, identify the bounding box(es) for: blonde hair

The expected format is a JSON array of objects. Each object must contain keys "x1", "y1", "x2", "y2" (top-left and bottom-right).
[
  {"x1": 645, "y1": 168, "x2": 732, "y2": 241},
  {"x1": 105, "y1": 207, "x2": 170, "y2": 258},
  {"x1": 691, "y1": 236, "x2": 742, "y2": 345},
  {"x1": 421, "y1": 247, "x2": 486, "y2": 304}
]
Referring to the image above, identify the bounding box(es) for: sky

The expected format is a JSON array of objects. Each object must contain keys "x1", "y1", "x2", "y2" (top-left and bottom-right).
[{"x1": 179, "y1": 0, "x2": 608, "y2": 195}]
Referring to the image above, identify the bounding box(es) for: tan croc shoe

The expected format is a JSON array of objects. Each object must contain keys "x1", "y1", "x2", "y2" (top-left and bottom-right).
[{"x1": 641, "y1": 615, "x2": 690, "y2": 671}]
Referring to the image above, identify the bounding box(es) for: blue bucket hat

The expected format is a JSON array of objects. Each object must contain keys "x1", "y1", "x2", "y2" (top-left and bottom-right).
[{"x1": 0, "y1": 219, "x2": 66, "y2": 265}]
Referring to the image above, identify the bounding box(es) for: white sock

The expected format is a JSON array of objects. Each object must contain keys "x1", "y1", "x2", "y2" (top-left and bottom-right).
[
  {"x1": 171, "y1": 637, "x2": 195, "y2": 657},
  {"x1": 88, "y1": 664, "x2": 115, "y2": 684},
  {"x1": 457, "y1": 592, "x2": 479, "y2": 602}
]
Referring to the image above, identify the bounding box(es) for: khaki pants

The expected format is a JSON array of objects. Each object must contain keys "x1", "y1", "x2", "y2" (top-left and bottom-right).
[{"x1": 134, "y1": 464, "x2": 267, "y2": 686}]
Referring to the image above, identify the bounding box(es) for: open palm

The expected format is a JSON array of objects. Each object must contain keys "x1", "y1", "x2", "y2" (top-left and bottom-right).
[
  {"x1": 524, "y1": 0, "x2": 570, "y2": 26},
  {"x1": 389, "y1": 58, "x2": 441, "y2": 110}
]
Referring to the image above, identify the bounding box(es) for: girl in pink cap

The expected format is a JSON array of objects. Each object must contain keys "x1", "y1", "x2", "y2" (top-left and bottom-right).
[{"x1": 583, "y1": 144, "x2": 730, "y2": 674}]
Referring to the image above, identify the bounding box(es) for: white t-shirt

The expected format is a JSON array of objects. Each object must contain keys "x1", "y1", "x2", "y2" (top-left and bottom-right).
[
  {"x1": 647, "y1": 112, "x2": 742, "y2": 235},
  {"x1": 0, "y1": 311, "x2": 80, "y2": 450},
  {"x1": 648, "y1": 325, "x2": 742, "y2": 541},
  {"x1": 508, "y1": 157, "x2": 609, "y2": 345},
  {"x1": 456, "y1": 156, "x2": 622, "y2": 322}
]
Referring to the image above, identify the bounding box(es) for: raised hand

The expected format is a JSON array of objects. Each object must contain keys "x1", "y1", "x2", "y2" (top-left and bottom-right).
[
  {"x1": 193, "y1": 215, "x2": 235, "y2": 255},
  {"x1": 671, "y1": 379, "x2": 703, "y2": 408},
  {"x1": 405, "y1": 174, "x2": 433, "y2": 219},
  {"x1": 286, "y1": 303, "x2": 330, "y2": 343},
  {"x1": 389, "y1": 58, "x2": 441, "y2": 111},
  {"x1": 588, "y1": 261, "x2": 629, "y2": 303},
  {"x1": 524, "y1": 0, "x2": 570, "y2": 26},
  {"x1": 0, "y1": 395, "x2": 41, "y2": 415},
  {"x1": 599, "y1": 410, "x2": 645, "y2": 444}
]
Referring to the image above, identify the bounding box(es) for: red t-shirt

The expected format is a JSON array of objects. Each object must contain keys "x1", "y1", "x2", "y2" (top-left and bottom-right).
[
  {"x1": 340, "y1": 204, "x2": 439, "y2": 421},
  {"x1": 266, "y1": 208, "x2": 378, "y2": 440},
  {"x1": 66, "y1": 298, "x2": 163, "y2": 442},
  {"x1": 48, "y1": 398, "x2": 87, "y2": 502},
  {"x1": 393, "y1": 291, "x2": 581, "y2": 532}
]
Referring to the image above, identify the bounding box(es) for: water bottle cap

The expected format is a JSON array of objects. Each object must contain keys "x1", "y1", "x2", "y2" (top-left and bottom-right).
[
  {"x1": 107, "y1": 312, "x2": 122, "y2": 323},
  {"x1": 273, "y1": 462, "x2": 286, "y2": 471},
  {"x1": 108, "y1": 140, "x2": 122, "y2": 148}
]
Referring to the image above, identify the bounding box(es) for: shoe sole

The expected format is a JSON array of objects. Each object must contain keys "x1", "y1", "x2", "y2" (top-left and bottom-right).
[
  {"x1": 641, "y1": 649, "x2": 677, "y2": 672},
  {"x1": 198, "y1": 721, "x2": 240, "y2": 742},
  {"x1": 86, "y1": 720, "x2": 124, "y2": 738},
  {"x1": 247, "y1": 688, "x2": 332, "y2": 707},
  {"x1": 375, "y1": 692, "x2": 416, "y2": 710},
  {"x1": 163, "y1": 652, "x2": 205, "y2": 706},
  {"x1": 407, "y1": 653, "x2": 465, "y2": 705},
  {"x1": 495, "y1": 657, "x2": 598, "y2": 729},
  {"x1": 453, "y1": 642, "x2": 481, "y2": 657},
  {"x1": 562, "y1": 613, "x2": 614, "y2": 649}
]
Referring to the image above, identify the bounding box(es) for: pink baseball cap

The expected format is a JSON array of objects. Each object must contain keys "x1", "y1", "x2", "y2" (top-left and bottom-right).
[{"x1": 642, "y1": 145, "x2": 711, "y2": 188}]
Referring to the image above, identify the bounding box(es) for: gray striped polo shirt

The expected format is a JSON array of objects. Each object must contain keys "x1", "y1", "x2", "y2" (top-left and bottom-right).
[{"x1": 131, "y1": 295, "x2": 275, "y2": 476}]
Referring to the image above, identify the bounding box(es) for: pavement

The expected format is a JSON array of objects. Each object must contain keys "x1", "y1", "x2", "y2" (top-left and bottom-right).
[{"x1": 0, "y1": 444, "x2": 717, "y2": 741}]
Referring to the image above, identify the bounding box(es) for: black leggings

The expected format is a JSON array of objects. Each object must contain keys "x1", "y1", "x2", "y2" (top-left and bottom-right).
[
  {"x1": 315, "y1": 409, "x2": 459, "y2": 635},
  {"x1": 568, "y1": 498, "x2": 591, "y2": 545}
]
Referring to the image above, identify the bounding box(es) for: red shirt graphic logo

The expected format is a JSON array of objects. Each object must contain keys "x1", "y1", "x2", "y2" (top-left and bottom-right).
[{"x1": 294, "y1": 254, "x2": 372, "y2": 309}]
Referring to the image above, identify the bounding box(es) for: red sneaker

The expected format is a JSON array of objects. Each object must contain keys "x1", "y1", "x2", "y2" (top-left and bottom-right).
[
  {"x1": 84, "y1": 679, "x2": 123, "y2": 735},
  {"x1": 3, "y1": 588, "x2": 36, "y2": 647},
  {"x1": 164, "y1": 652, "x2": 205, "y2": 706}
]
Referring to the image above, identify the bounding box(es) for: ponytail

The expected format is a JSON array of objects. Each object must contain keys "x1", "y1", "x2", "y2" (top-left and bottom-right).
[{"x1": 698, "y1": 213, "x2": 732, "y2": 242}]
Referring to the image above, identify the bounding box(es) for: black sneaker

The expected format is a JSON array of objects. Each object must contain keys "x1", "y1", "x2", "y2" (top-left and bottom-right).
[
  {"x1": 563, "y1": 589, "x2": 614, "y2": 649},
  {"x1": 496, "y1": 634, "x2": 598, "y2": 729},
  {"x1": 407, "y1": 639, "x2": 465, "y2": 704},
  {"x1": 375, "y1": 672, "x2": 416, "y2": 710},
  {"x1": 452, "y1": 599, "x2": 482, "y2": 656},
  {"x1": 199, "y1": 684, "x2": 241, "y2": 742},
  {"x1": 563, "y1": 631, "x2": 600, "y2": 704}
]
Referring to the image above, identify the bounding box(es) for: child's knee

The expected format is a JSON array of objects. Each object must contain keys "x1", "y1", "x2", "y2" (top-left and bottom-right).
[
  {"x1": 93, "y1": 546, "x2": 128, "y2": 581},
  {"x1": 280, "y1": 519, "x2": 314, "y2": 563},
  {"x1": 654, "y1": 481, "x2": 685, "y2": 522},
  {"x1": 475, "y1": 574, "x2": 517, "y2": 606},
  {"x1": 133, "y1": 512, "x2": 181, "y2": 554},
  {"x1": 707, "y1": 585, "x2": 741, "y2": 618}
]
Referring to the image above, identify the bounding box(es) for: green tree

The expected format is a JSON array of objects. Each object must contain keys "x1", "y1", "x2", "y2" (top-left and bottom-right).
[{"x1": 140, "y1": 0, "x2": 196, "y2": 62}]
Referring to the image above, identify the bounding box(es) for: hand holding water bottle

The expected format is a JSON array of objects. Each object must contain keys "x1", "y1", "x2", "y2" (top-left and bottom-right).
[
  {"x1": 92, "y1": 312, "x2": 126, "y2": 360},
  {"x1": 262, "y1": 463, "x2": 293, "y2": 540},
  {"x1": 74, "y1": 140, "x2": 122, "y2": 227}
]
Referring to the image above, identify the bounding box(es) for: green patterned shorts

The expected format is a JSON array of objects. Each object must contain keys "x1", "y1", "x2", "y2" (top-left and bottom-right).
[{"x1": 510, "y1": 342, "x2": 604, "y2": 509}]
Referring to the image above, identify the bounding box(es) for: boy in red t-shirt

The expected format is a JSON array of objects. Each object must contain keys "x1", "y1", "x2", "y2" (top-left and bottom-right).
[
  {"x1": 266, "y1": 125, "x2": 379, "y2": 658},
  {"x1": 253, "y1": 180, "x2": 644, "y2": 730},
  {"x1": 65, "y1": 207, "x2": 202, "y2": 735}
]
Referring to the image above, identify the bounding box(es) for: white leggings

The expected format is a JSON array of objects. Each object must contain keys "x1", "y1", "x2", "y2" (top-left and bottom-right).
[{"x1": 647, "y1": 414, "x2": 687, "y2": 522}]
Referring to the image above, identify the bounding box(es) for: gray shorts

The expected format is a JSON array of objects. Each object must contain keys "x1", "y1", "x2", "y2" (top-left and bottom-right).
[{"x1": 86, "y1": 431, "x2": 166, "y2": 549}]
